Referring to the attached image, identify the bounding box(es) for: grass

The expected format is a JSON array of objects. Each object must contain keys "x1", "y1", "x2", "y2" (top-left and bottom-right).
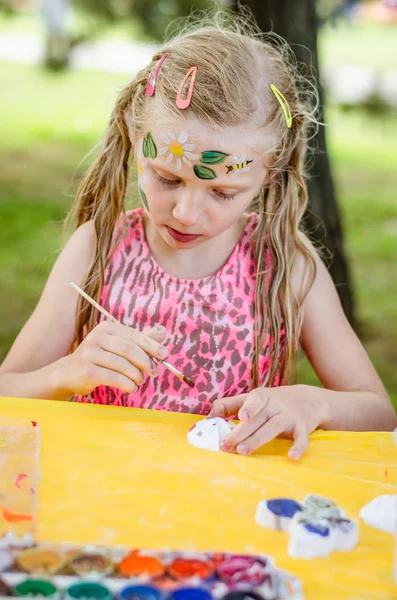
[{"x1": 0, "y1": 19, "x2": 396, "y2": 408}]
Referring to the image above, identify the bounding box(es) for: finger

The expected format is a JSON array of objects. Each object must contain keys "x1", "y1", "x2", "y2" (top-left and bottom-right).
[
  {"x1": 80, "y1": 364, "x2": 138, "y2": 395},
  {"x1": 221, "y1": 404, "x2": 273, "y2": 451},
  {"x1": 99, "y1": 330, "x2": 159, "y2": 377},
  {"x1": 90, "y1": 347, "x2": 147, "y2": 386},
  {"x1": 288, "y1": 421, "x2": 309, "y2": 461},
  {"x1": 235, "y1": 413, "x2": 289, "y2": 456},
  {"x1": 143, "y1": 324, "x2": 168, "y2": 343},
  {"x1": 208, "y1": 394, "x2": 247, "y2": 418},
  {"x1": 237, "y1": 390, "x2": 271, "y2": 422},
  {"x1": 100, "y1": 321, "x2": 169, "y2": 361}
]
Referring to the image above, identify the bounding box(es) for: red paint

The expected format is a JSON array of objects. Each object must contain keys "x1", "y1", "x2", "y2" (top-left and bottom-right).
[
  {"x1": 30, "y1": 488, "x2": 35, "y2": 495},
  {"x1": 2, "y1": 508, "x2": 33, "y2": 523},
  {"x1": 168, "y1": 558, "x2": 214, "y2": 580},
  {"x1": 31, "y1": 421, "x2": 38, "y2": 427},
  {"x1": 188, "y1": 424, "x2": 196, "y2": 432},
  {"x1": 15, "y1": 474, "x2": 28, "y2": 489},
  {"x1": 385, "y1": 469, "x2": 388, "y2": 479}
]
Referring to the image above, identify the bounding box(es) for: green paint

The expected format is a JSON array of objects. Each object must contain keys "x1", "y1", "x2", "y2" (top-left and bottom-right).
[
  {"x1": 142, "y1": 132, "x2": 157, "y2": 159},
  {"x1": 15, "y1": 579, "x2": 58, "y2": 597},
  {"x1": 66, "y1": 583, "x2": 112, "y2": 600},
  {"x1": 139, "y1": 187, "x2": 149, "y2": 211},
  {"x1": 200, "y1": 150, "x2": 229, "y2": 165},
  {"x1": 193, "y1": 165, "x2": 216, "y2": 180}
]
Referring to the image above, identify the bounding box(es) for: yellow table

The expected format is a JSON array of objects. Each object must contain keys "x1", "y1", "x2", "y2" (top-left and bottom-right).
[{"x1": 0, "y1": 397, "x2": 395, "y2": 599}]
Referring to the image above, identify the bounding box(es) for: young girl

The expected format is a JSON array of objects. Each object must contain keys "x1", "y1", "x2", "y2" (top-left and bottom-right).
[{"x1": 0, "y1": 14, "x2": 395, "y2": 459}]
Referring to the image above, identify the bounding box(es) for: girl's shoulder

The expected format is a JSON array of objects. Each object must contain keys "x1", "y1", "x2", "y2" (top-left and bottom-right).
[{"x1": 109, "y1": 207, "x2": 144, "y2": 257}]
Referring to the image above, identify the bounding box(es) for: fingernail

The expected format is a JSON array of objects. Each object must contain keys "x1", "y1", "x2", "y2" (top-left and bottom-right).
[
  {"x1": 238, "y1": 444, "x2": 249, "y2": 455},
  {"x1": 242, "y1": 410, "x2": 250, "y2": 421},
  {"x1": 220, "y1": 441, "x2": 230, "y2": 452},
  {"x1": 158, "y1": 346, "x2": 168, "y2": 359},
  {"x1": 152, "y1": 366, "x2": 159, "y2": 377},
  {"x1": 289, "y1": 450, "x2": 300, "y2": 460}
]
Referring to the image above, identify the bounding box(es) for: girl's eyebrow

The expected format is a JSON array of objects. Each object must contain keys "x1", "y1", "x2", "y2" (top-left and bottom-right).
[{"x1": 152, "y1": 164, "x2": 251, "y2": 191}]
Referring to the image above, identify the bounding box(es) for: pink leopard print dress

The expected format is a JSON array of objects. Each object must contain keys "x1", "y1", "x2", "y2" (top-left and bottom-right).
[{"x1": 74, "y1": 208, "x2": 284, "y2": 413}]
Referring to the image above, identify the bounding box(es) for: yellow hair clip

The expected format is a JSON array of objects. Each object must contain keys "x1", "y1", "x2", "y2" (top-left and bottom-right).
[{"x1": 270, "y1": 84, "x2": 292, "y2": 129}]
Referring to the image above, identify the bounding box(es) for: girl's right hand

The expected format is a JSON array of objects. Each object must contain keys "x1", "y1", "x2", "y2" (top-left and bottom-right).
[{"x1": 57, "y1": 320, "x2": 169, "y2": 397}]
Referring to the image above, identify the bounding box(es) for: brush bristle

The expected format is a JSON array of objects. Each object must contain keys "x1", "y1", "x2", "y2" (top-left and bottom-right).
[{"x1": 184, "y1": 376, "x2": 195, "y2": 388}]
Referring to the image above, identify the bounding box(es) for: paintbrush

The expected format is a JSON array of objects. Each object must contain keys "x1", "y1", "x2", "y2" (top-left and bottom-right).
[{"x1": 70, "y1": 282, "x2": 195, "y2": 388}]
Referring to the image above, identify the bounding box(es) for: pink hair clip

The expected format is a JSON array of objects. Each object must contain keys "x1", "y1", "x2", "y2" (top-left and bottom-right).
[
  {"x1": 145, "y1": 54, "x2": 168, "y2": 97},
  {"x1": 176, "y1": 66, "x2": 197, "y2": 110}
]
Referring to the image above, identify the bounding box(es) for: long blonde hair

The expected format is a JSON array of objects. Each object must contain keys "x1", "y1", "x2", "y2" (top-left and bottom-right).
[{"x1": 64, "y1": 10, "x2": 318, "y2": 387}]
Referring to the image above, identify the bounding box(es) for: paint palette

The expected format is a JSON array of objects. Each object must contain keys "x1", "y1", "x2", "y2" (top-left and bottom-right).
[
  {"x1": 0, "y1": 419, "x2": 40, "y2": 543},
  {"x1": 0, "y1": 542, "x2": 304, "y2": 600}
]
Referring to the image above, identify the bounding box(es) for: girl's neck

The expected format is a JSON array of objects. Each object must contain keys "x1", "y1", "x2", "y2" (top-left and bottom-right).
[{"x1": 142, "y1": 212, "x2": 249, "y2": 280}]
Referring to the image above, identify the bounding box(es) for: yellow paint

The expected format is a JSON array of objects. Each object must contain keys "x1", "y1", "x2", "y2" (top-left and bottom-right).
[
  {"x1": 0, "y1": 397, "x2": 395, "y2": 599},
  {"x1": 137, "y1": 161, "x2": 143, "y2": 175},
  {"x1": 169, "y1": 141, "x2": 184, "y2": 157}
]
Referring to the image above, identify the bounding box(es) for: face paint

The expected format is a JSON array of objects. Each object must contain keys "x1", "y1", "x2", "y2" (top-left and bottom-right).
[
  {"x1": 139, "y1": 187, "x2": 149, "y2": 212},
  {"x1": 193, "y1": 165, "x2": 216, "y2": 180},
  {"x1": 142, "y1": 132, "x2": 157, "y2": 159},
  {"x1": 226, "y1": 154, "x2": 253, "y2": 177},
  {"x1": 158, "y1": 130, "x2": 199, "y2": 171},
  {"x1": 192, "y1": 150, "x2": 229, "y2": 180},
  {"x1": 200, "y1": 151, "x2": 229, "y2": 165}
]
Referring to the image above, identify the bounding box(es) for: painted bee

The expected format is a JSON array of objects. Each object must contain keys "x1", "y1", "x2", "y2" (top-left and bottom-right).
[{"x1": 226, "y1": 155, "x2": 253, "y2": 177}]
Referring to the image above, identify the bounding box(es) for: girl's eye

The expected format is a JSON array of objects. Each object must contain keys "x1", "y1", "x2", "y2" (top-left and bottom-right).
[
  {"x1": 214, "y1": 190, "x2": 236, "y2": 201},
  {"x1": 157, "y1": 174, "x2": 180, "y2": 187}
]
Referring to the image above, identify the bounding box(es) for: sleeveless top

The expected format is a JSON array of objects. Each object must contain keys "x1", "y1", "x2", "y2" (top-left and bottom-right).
[{"x1": 73, "y1": 208, "x2": 283, "y2": 413}]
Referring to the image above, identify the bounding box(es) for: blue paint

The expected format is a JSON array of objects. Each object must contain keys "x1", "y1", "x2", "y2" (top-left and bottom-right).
[
  {"x1": 119, "y1": 585, "x2": 163, "y2": 600},
  {"x1": 169, "y1": 589, "x2": 212, "y2": 600},
  {"x1": 303, "y1": 523, "x2": 330, "y2": 537},
  {"x1": 267, "y1": 498, "x2": 302, "y2": 519}
]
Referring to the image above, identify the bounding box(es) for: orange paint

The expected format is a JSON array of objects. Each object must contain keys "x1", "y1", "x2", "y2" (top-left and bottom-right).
[
  {"x1": 119, "y1": 552, "x2": 165, "y2": 578},
  {"x1": 168, "y1": 558, "x2": 214, "y2": 580},
  {"x1": 2, "y1": 508, "x2": 33, "y2": 523}
]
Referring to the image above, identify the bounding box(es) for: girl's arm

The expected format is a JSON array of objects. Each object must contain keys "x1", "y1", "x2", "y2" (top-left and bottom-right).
[
  {"x1": 0, "y1": 222, "x2": 97, "y2": 399},
  {"x1": 210, "y1": 251, "x2": 396, "y2": 458},
  {"x1": 297, "y1": 251, "x2": 396, "y2": 431},
  {"x1": 0, "y1": 221, "x2": 168, "y2": 400}
]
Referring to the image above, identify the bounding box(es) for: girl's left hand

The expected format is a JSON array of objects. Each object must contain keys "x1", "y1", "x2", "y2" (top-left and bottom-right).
[{"x1": 208, "y1": 385, "x2": 328, "y2": 460}]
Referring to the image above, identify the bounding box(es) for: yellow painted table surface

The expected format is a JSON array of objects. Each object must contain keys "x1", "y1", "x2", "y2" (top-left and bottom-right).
[{"x1": 0, "y1": 397, "x2": 396, "y2": 599}]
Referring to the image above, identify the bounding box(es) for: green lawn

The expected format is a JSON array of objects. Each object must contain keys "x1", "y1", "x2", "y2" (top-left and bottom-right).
[{"x1": 0, "y1": 22, "x2": 396, "y2": 407}]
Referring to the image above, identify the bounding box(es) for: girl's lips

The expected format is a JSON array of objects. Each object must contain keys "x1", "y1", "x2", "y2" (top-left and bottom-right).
[{"x1": 167, "y1": 226, "x2": 201, "y2": 243}]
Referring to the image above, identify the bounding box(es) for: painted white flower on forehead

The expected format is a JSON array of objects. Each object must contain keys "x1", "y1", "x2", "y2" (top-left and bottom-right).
[
  {"x1": 158, "y1": 130, "x2": 199, "y2": 171},
  {"x1": 226, "y1": 154, "x2": 253, "y2": 178}
]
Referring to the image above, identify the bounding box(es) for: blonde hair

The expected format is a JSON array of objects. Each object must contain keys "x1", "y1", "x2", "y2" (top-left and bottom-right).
[{"x1": 65, "y1": 10, "x2": 319, "y2": 387}]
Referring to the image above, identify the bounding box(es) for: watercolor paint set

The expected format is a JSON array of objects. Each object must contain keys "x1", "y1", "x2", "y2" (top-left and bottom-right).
[{"x1": 0, "y1": 541, "x2": 304, "y2": 600}]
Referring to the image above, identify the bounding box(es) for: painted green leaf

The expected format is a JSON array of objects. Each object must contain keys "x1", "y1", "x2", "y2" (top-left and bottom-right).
[
  {"x1": 143, "y1": 132, "x2": 157, "y2": 159},
  {"x1": 193, "y1": 165, "x2": 216, "y2": 180},
  {"x1": 139, "y1": 187, "x2": 149, "y2": 211},
  {"x1": 142, "y1": 137, "x2": 148, "y2": 157},
  {"x1": 200, "y1": 151, "x2": 229, "y2": 165}
]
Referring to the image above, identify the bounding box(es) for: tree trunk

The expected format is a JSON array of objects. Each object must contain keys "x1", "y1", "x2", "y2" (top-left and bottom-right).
[{"x1": 232, "y1": 0, "x2": 355, "y2": 324}]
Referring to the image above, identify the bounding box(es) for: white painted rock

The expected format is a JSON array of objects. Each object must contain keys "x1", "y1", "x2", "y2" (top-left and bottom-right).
[
  {"x1": 255, "y1": 498, "x2": 303, "y2": 532},
  {"x1": 187, "y1": 417, "x2": 236, "y2": 452},
  {"x1": 255, "y1": 494, "x2": 359, "y2": 559},
  {"x1": 360, "y1": 494, "x2": 397, "y2": 534}
]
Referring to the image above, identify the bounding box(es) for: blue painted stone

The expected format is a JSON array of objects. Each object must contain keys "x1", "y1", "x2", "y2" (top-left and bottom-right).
[
  {"x1": 267, "y1": 498, "x2": 303, "y2": 519},
  {"x1": 303, "y1": 522, "x2": 330, "y2": 537}
]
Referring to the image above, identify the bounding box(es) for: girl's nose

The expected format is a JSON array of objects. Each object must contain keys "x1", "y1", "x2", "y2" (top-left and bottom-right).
[{"x1": 172, "y1": 192, "x2": 203, "y2": 227}]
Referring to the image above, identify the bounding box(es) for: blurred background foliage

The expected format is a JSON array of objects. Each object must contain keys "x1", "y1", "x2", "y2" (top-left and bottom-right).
[{"x1": 0, "y1": 0, "x2": 396, "y2": 405}]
